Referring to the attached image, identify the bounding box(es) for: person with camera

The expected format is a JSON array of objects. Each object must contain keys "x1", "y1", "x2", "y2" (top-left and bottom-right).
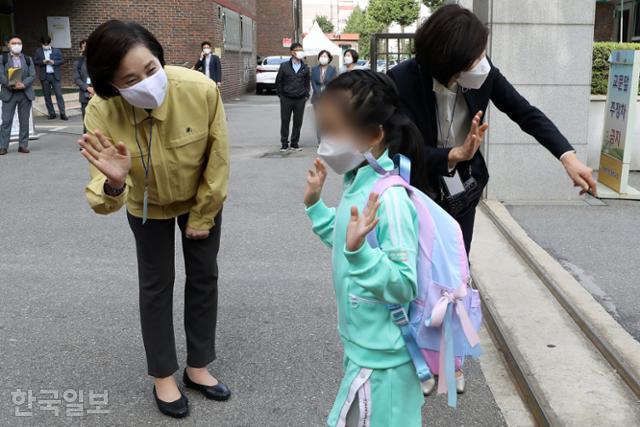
[{"x1": 389, "y1": 5, "x2": 596, "y2": 255}]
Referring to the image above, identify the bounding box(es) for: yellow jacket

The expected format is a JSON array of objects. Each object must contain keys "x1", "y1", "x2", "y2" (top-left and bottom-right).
[{"x1": 84, "y1": 66, "x2": 229, "y2": 230}]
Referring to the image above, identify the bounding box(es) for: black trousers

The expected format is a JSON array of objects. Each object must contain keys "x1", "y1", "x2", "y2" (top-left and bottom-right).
[
  {"x1": 41, "y1": 74, "x2": 65, "y2": 115},
  {"x1": 280, "y1": 96, "x2": 306, "y2": 146},
  {"x1": 127, "y1": 211, "x2": 222, "y2": 378},
  {"x1": 455, "y1": 205, "x2": 477, "y2": 256}
]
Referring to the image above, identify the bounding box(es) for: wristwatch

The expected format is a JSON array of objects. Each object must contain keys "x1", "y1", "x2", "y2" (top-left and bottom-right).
[{"x1": 104, "y1": 180, "x2": 126, "y2": 197}]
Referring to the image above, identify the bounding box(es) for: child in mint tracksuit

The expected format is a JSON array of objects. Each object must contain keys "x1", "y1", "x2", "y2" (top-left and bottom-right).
[{"x1": 304, "y1": 70, "x2": 426, "y2": 426}]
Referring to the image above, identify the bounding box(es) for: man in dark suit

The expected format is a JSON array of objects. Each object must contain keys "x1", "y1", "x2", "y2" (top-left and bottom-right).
[
  {"x1": 34, "y1": 35, "x2": 67, "y2": 120},
  {"x1": 0, "y1": 35, "x2": 36, "y2": 155},
  {"x1": 73, "y1": 39, "x2": 93, "y2": 131},
  {"x1": 194, "y1": 41, "x2": 222, "y2": 86},
  {"x1": 275, "y1": 42, "x2": 310, "y2": 151},
  {"x1": 389, "y1": 4, "x2": 596, "y2": 255}
]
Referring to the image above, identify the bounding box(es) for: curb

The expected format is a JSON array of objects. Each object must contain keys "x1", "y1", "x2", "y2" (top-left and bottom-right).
[{"x1": 481, "y1": 200, "x2": 640, "y2": 396}]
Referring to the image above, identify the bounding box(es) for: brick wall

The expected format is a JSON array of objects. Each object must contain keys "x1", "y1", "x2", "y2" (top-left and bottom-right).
[
  {"x1": 257, "y1": 0, "x2": 295, "y2": 57},
  {"x1": 595, "y1": 2, "x2": 616, "y2": 42},
  {"x1": 13, "y1": 0, "x2": 257, "y2": 98}
]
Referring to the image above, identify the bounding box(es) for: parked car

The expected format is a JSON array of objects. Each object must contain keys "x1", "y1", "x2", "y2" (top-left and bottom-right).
[
  {"x1": 256, "y1": 56, "x2": 289, "y2": 94},
  {"x1": 356, "y1": 59, "x2": 370, "y2": 69},
  {"x1": 375, "y1": 59, "x2": 398, "y2": 73}
]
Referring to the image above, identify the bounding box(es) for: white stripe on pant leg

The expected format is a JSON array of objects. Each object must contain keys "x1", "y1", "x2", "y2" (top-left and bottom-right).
[
  {"x1": 337, "y1": 368, "x2": 373, "y2": 427},
  {"x1": 358, "y1": 376, "x2": 372, "y2": 427}
]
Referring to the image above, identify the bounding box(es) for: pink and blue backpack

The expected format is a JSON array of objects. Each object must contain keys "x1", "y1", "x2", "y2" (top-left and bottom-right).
[{"x1": 364, "y1": 153, "x2": 482, "y2": 408}]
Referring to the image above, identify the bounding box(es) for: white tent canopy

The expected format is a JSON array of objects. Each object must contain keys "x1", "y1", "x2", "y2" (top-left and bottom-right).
[{"x1": 302, "y1": 21, "x2": 343, "y2": 60}]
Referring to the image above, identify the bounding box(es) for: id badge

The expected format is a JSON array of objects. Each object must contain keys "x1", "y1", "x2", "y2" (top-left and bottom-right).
[
  {"x1": 86, "y1": 76, "x2": 92, "y2": 85},
  {"x1": 442, "y1": 170, "x2": 465, "y2": 196}
]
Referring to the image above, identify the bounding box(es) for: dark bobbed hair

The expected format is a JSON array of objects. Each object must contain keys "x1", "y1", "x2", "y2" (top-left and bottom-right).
[
  {"x1": 201, "y1": 40, "x2": 211, "y2": 48},
  {"x1": 86, "y1": 20, "x2": 165, "y2": 99},
  {"x1": 320, "y1": 70, "x2": 426, "y2": 186},
  {"x1": 318, "y1": 50, "x2": 333, "y2": 62},
  {"x1": 415, "y1": 4, "x2": 488, "y2": 85},
  {"x1": 290, "y1": 42, "x2": 303, "y2": 51},
  {"x1": 7, "y1": 34, "x2": 22, "y2": 43},
  {"x1": 344, "y1": 48, "x2": 359, "y2": 64},
  {"x1": 40, "y1": 35, "x2": 52, "y2": 45}
]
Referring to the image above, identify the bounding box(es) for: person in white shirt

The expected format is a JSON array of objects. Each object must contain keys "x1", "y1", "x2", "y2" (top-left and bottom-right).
[
  {"x1": 34, "y1": 35, "x2": 67, "y2": 120},
  {"x1": 194, "y1": 41, "x2": 222, "y2": 87}
]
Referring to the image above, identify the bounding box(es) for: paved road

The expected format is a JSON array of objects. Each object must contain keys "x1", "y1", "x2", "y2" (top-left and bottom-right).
[
  {"x1": 0, "y1": 95, "x2": 505, "y2": 426},
  {"x1": 507, "y1": 174, "x2": 640, "y2": 343}
]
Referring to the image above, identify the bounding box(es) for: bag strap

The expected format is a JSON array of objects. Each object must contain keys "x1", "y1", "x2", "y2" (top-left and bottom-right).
[{"x1": 363, "y1": 165, "x2": 433, "y2": 383}]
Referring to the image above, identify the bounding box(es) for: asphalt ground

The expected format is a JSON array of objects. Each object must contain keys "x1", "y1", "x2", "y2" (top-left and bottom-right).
[
  {"x1": 507, "y1": 173, "x2": 640, "y2": 343},
  {"x1": 0, "y1": 94, "x2": 505, "y2": 426}
]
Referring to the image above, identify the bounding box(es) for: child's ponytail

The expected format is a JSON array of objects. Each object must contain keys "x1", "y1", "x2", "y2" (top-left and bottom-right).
[{"x1": 322, "y1": 70, "x2": 427, "y2": 186}]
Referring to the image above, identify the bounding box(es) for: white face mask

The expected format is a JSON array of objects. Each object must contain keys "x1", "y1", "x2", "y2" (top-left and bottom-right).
[
  {"x1": 203, "y1": 48, "x2": 212, "y2": 55},
  {"x1": 10, "y1": 44, "x2": 22, "y2": 55},
  {"x1": 295, "y1": 51, "x2": 305, "y2": 60},
  {"x1": 344, "y1": 55, "x2": 353, "y2": 65},
  {"x1": 118, "y1": 67, "x2": 168, "y2": 109},
  {"x1": 319, "y1": 56, "x2": 329, "y2": 66},
  {"x1": 457, "y1": 57, "x2": 490, "y2": 90},
  {"x1": 317, "y1": 136, "x2": 365, "y2": 175}
]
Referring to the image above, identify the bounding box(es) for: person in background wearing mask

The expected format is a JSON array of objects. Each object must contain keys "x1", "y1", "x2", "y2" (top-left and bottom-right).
[
  {"x1": 194, "y1": 41, "x2": 222, "y2": 87},
  {"x1": 340, "y1": 49, "x2": 359, "y2": 73},
  {"x1": 0, "y1": 35, "x2": 36, "y2": 155},
  {"x1": 34, "y1": 35, "x2": 67, "y2": 120},
  {"x1": 275, "y1": 42, "x2": 310, "y2": 152},
  {"x1": 310, "y1": 50, "x2": 337, "y2": 144},
  {"x1": 73, "y1": 39, "x2": 93, "y2": 132},
  {"x1": 389, "y1": 4, "x2": 596, "y2": 257},
  {"x1": 78, "y1": 20, "x2": 230, "y2": 418}
]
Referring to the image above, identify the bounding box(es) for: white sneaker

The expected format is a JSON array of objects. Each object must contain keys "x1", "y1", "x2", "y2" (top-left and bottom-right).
[
  {"x1": 421, "y1": 377, "x2": 436, "y2": 396},
  {"x1": 456, "y1": 371, "x2": 465, "y2": 394}
]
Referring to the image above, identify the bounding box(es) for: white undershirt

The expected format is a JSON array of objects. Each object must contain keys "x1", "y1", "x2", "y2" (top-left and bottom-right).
[
  {"x1": 433, "y1": 78, "x2": 471, "y2": 149},
  {"x1": 204, "y1": 55, "x2": 211, "y2": 79}
]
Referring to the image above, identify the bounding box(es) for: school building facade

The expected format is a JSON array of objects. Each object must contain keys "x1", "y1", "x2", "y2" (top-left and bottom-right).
[{"x1": 0, "y1": 0, "x2": 275, "y2": 98}]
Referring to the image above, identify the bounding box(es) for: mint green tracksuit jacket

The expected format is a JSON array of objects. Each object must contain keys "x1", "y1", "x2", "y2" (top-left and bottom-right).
[{"x1": 306, "y1": 152, "x2": 424, "y2": 426}]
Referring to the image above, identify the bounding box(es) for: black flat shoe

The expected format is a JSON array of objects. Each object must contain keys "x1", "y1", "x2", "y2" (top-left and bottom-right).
[
  {"x1": 183, "y1": 369, "x2": 231, "y2": 401},
  {"x1": 153, "y1": 386, "x2": 189, "y2": 418}
]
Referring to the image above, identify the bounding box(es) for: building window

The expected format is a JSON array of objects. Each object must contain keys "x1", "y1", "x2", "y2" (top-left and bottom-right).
[{"x1": 223, "y1": 8, "x2": 241, "y2": 51}]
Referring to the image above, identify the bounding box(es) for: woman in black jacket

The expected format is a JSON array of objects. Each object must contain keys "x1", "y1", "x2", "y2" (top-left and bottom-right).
[{"x1": 389, "y1": 4, "x2": 596, "y2": 255}]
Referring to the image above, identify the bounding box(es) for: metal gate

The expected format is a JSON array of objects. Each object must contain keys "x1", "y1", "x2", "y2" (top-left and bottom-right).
[{"x1": 370, "y1": 33, "x2": 416, "y2": 74}]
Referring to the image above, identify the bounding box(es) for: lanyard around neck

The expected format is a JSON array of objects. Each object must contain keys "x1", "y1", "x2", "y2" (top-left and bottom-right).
[{"x1": 433, "y1": 87, "x2": 460, "y2": 148}]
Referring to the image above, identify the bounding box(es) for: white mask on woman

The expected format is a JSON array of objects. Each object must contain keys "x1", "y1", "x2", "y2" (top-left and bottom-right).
[
  {"x1": 456, "y1": 57, "x2": 490, "y2": 90},
  {"x1": 344, "y1": 55, "x2": 353, "y2": 65},
  {"x1": 319, "y1": 56, "x2": 329, "y2": 66},
  {"x1": 118, "y1": 67, "x2": 168, "y2": 109},
  {"x1": 317, "y1": 136, "x2": 365, "y2": 175},
  {"x1": 10, "y1": 44, "x2": 22, "y2": 55}
]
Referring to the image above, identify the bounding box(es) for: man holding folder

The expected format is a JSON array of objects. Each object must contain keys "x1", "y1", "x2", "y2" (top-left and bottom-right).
[{"x1": 0, "y1": 35, "x2": 35, "y2": 155}]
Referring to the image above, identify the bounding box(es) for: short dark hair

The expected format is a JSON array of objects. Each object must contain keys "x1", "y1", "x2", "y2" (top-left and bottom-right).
[
  {"x1": 86, "y1": 20, "x2": 165, "y2": 98},
  {"x1": 40, "y1": 35, "x2": 52, "y2": 45},
  {"x1": 414, "y1": 4, "x2": 488, "y2": 85},
  {"x1": 318, "y1": 50, "x2": 333, "y2": 62},
  {"x1": 201, "y1": 41, "x2": 211, "y2": 49},
  {"x1": 290, "y1": 42, "x2": 303, "y2": 51},
  {"x1": 7, "y1": 34, "x2": 21, "y2": 43},
  {"x1": 344, "y1": 48, "x2": 359, "y2": 63}
]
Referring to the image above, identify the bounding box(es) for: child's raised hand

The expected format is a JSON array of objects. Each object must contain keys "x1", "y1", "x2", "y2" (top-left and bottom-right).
[
  {"x1": 346, "y1": 192, "x2": 380, "y2": 252},
  {"x1": 304, "y1": 158, "x2": 328, "y2": 207}
]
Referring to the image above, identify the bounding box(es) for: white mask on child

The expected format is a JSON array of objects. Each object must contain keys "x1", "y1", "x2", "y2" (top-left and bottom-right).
[{"x1": 318, "y1": 136, "x2": 365, "y2": 175}]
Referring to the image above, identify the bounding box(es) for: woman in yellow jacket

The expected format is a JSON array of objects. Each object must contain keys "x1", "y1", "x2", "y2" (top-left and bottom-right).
[{"x1": 78, "y1": 20, "x2": 230, "y2": 419}]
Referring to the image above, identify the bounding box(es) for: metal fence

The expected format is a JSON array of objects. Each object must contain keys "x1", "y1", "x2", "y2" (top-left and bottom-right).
[{"x1": 370, "y1": 33, "x2": 416, "y2": 74}]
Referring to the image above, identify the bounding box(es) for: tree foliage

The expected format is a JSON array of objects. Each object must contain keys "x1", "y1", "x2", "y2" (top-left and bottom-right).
[
  {"x1": 368, "y1": 0, "x2": 420, "y2": 29},
  {"x1": 315, "y1": 15, "x2": 335, "y2": 33},
  {"x1": 422, "y1": 0, "x2": 446, "y2": 9}
]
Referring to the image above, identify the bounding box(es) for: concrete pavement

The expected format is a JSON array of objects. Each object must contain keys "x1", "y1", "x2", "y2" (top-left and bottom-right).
[{"x1": 0, "y1": 95, "x2": 508, "y2": 426}]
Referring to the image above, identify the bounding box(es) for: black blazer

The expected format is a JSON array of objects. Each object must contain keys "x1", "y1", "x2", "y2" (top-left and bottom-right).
[
  {"x1": 195, "y1": 54, "x2": 222, "y2": 83},
  {"x1": 388, "y1": 58, "x2": 574, "y2": 200},
  {"x1": 33, "y1": 47, "x2": 64, "y2": 81}
]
